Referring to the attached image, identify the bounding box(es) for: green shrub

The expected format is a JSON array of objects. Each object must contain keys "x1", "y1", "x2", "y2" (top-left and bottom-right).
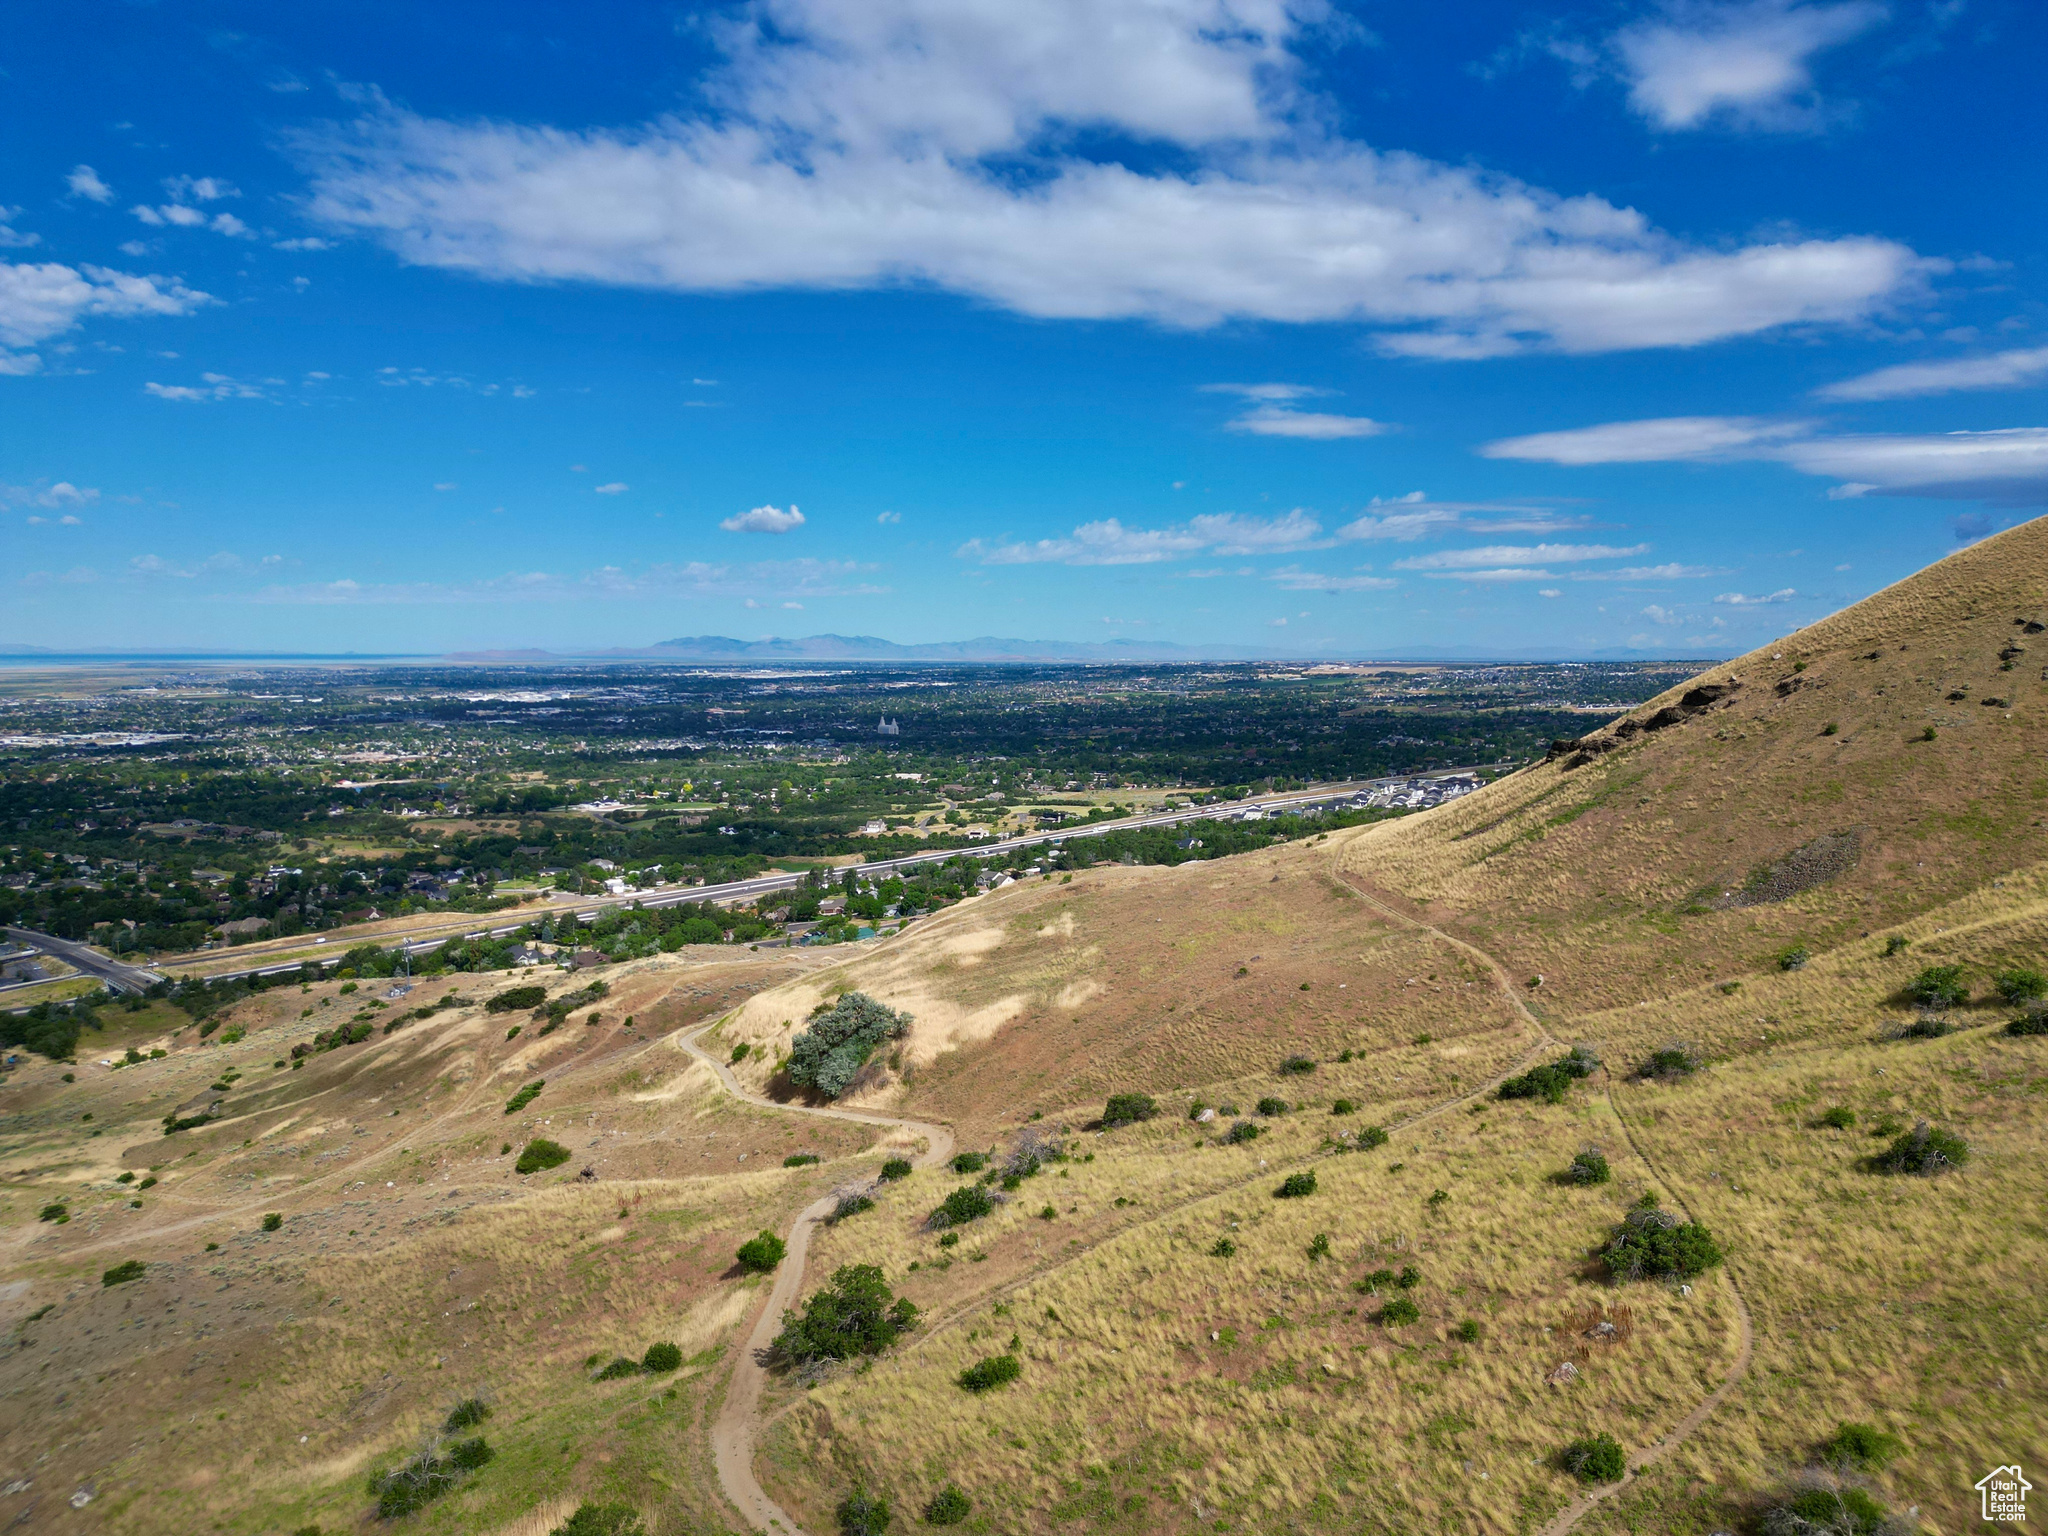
[
  {"x1": 1567, "y1": 1148, "x2": 1611, "y2": 1184},
  {"x1": 950, "y1": 1150, "x2": 989, "y2": 1174},
  {"x1": 2008, "y1": 1003, "x2": 2048, "y2": 1036},
  {"x1": 551, "y1": 1504, "x2": 646, "y2": 1536},
  {"x1": 1559, "y1": 1432, "x2": 1625, "y2": 1482},
  {"x1": 957, "y1": 1353, "x2": 1022, "y2": 1393},
  {"x1": 879, "y1": 1158, "x2": 912, "y2": 1181},
  {"x1": 1778, "y1": 944, "x2": 1811, "y2": 972},
  {"x1": 1275, "y1": 1171, "x2": 1317, "y2": 1199},
  {"x1": 775, "y1": 1264, "x2": 918, "y2": 1364},
  {"x1": 1377, "y1": 1297, "x2": 1420, "y2": 1326},
  {"x1": 515, "y1": 1138, "x2": 572, "y2": 1175},
  {"x1": 1601, "y1": 1204, "x2": 1723, "y2": 1281},
  {"x1": 371, "y1": 1436, "x2": 491, "y2": 1518},
  {"x1": 486, "y1": 985, "x2": 548, "y2": 1014},
  {"x1": 1499, "y1": 1045, "x2": 1600, "y2": 1104},
  {"x1": 1277, "y1": 1055, "x2": 1316, "y2": 1076},
  {"x1": 787, "y1": 992, "x2": 912, "y2": 1098},
  {"x1": 1898, "y1": 1013, "x2": 1950, "y2": 1039},
  {"x1": 1637, "y1": 1044, "x2": 1700, "y2": 1080},
  {"x1": 447, "y1": 1436, "x2": 493, "y2": 1470},
  {"x1": 504, "y1": 1080, "x2": 544, "y2": 1115},
  {"x1": 1993, "y1": 966, "x2": 2047, "y2": 1005},
  {"x1": 1356, "y1": 1123, "x2": 1389, "y2": 1149},
  {"x1": 102, "y1": 1260, "x2": 147, "y2": 1287},
  {"x1": 1882, "y1": 935, "x2": 1909, "y2": 957},
  {"x1": 737, "y1": 1231, "x2": 788, "y2": 1272},
  {"x1": 1356, "y1": 1267, "x2": 1396, "y2": 1293},
  {"x1": 38, "y1": 1202, "x2": 67, "y2": 1223},
  {"x1": 261, "y1": 1212, "x2": 283, "y2": 1232},
  {"x1": 594, "y1": 1356, "x2": 641, "y2": 1380},
  {"x1": 1330, "y1": 1098, "x2": 1357, "y2": 1115},
  {"x1": 1210, "y1": 1238, "x2": 1237, "y2": 1257},
  {"x1": 115, "y1": 1170, "x2": 136, "y2": 1184},
  {"x1": 730, "y1": 1041, "x2": 750, "y2": 1063},
  {"x1": 1453, "y1": 1318, "x2": 1484, "y2": 1343},
  {"x1": 1904, "y1": 964, "x2": 1968, "y2": 1008},
  {"x1": 1765, "y1": 1484, "x2": 1894, "y2": 1536},
  {"x1": 784, "y1": 1152, "x2": 821, "y2": 1167},
  {"x1": 1101, "y1": 1092, "x2": 1158, "y2": 1128},
  {"x1": 1872, "y1": 1121, "x2": 1968, "y2": 1175},
  {"x1": 923, "y1": 1484, "x2": 972, "y2": 1526},
  {"x1": 1821, "y1": 1420, "x2": 1903, "y2": 1469},
  {"x1": 641, "y1": 1341, "x2": 682, "y2": 1373},
  {"x1": 1255, "y1": 1096, "x2": 1289, "y2": 1116},
  {"x1": 1396, "y1": 1264, "x2": 1420, "y2": 1288},
  {"x1": 1306, "y1": 1231, "x2": 1332, "y2": 1261},
  {"x1": 1818, "y1": 1106, "x2": 1856, "y2": 1129},
  {"x1": 832, "y1": 1193, "x2": 875, "y2": 1222},
  {"x1": 836, "y1": 1487, "x2": 891, "y2": 1536},
  {"x1": 443, "y1": 1398, "x2": 491, "y2": 1433},
  {"x1": 930, "y1": 1185, "x2": 995, "y2": 1228},
  {"x1": 1223, "y1": 1120, "x2": 1262, "y2": 1145}
]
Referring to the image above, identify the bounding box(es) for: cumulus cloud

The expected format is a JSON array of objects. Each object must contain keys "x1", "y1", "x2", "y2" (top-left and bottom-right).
[
  {"x1": 593, "y1": 481, "x2": 629, "y2": 495},
  {"x1": 67, "y1": 165, "x2": 114, "y2": 203},
  {"x1": 0, "y1": 260, "x2": 211, "y2": 374},
  {"x1": 959, "y1": 509, "x2": 1327, "y2": 566},
  {"x1": 2, "y1": 481, "x2": 99, "y2": 510},
  {"x1": 1715, "y1": 587, "x2": 1797, "y2": 603},
  {"x1": 0, "y1": 209, "x2": 41, "y2": 250},
  {"x1": 291, "y1": 0, "x2": 1926, "y2": 358},
  {"x1": 1484, "y1": 413, "x2": 2048, "y2": 505},
  {"x1": 144, "y1": 372, "x2": 269, "y2": 402},
  {"x1": 164, "y1": 176, "x2": 239, "y2": 203},
  {"x1": 721, "y1": 502, "x2": 805, "y2": 533},
  {"x1": 1816, "y1": 345, "x2": 2048, "y2": 401},
  {"x1": 1599, "y1": 0, "x2": 1888, "y2": 131}
]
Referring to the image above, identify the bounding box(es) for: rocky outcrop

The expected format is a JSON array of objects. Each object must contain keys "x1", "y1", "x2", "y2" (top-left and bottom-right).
[{"x1": 1545, "y1": 677, "x2": 1743, "y2": 769}]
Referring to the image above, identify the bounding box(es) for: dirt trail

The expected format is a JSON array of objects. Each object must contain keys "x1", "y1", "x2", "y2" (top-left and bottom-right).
[
  {"x1": 1334, "y1": 868, "x2": 1757, "y2": 1536},
  {"x1": 678, "y1": 1022, "x2": 955, "y2": 1536}
]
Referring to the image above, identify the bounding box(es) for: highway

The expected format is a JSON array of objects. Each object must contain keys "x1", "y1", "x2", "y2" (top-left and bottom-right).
[
  {"x1": 3, "y1": 926, "x2": 165, "y2": 996},
  {"x1": 33, "y1": 768, "x2": 1491, "y2": 992}
]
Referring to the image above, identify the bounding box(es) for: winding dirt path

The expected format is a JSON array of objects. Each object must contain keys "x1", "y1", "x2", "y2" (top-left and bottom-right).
[{"x1": 677, "y1": 1022, "x2": 954, "y2": 1536}]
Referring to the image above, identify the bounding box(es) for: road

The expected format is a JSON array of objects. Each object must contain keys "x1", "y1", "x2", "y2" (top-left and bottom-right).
[
  {"x1": 2, "y1": 925, "x2": 164, "y2": 996},
  {"x1": 111, "y1": 767, "x2": 1496, "y2": 989}
]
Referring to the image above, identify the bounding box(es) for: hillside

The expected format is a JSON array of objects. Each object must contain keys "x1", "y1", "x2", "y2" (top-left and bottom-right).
[{"x1": 0, "y1": 525, "x2": 2043, "y2": 1536}]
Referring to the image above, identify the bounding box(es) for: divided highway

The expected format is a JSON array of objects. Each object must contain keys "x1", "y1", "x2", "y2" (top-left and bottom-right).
[{"x1": 26, "y1": 768, "x2": 1490, "y2": 992}]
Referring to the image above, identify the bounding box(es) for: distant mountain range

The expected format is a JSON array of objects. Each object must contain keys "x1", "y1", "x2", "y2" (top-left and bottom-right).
[{"x1": 634, "y1": 633, "x2": 1264, "y2": 662}]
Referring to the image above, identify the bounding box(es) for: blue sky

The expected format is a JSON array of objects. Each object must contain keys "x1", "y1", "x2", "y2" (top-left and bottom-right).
[{"x1": 3, "y1": 0, "x2": 2044, "y2": 656}]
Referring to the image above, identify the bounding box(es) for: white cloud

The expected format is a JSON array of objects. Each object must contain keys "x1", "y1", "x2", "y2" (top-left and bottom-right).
[
  {"x1": 1482, "y1": 415, "x2": 1809, "y2": 464},
  {"x1": 292, "y1": 0, "x2": 1926, "y2": 358},
  {"x1": 1816, "y1": 345, "x2": 2048, "y2": 401},
  {"x1": 131, "y1": 204, "x2": 207, "y2": 228},
  {"x1": 433, "y1": 482, "x2": 458, "y2": 491},
  {"x1": 1715, "y1": 587, "x2": 1797, "y2": 604},
  {"x1": 1641, "y1": 603, "x2": 1684, "y2": 624},
  {"x1": 1577, "y1": 562, "x2": 1719, "y2": 580},
  {"x1": 1538, "y1": 588, "x2": 1562, "y2": 598},
  {"x1": 249, "y1": 557, "x2": 881, "y2": 605},
  {"x1": 1226, "y1": 404, "x2": 1393, "y2": 439},
  {"x1": 209, "y1": 213, "x2": 255, "y2": 239},
  {"x1": 0, "y1": 209, "x2": 40, "y2": 250},
  {"x1": 117, "y1": 240, "x2": 152, "y2": 257},
  {"x1": 876, "y1": 510, "x2": 902, "y2": 524},
  {"x1": 0, "y1": 260, "x2": 211, "y2": 374},
  {"x1": 2, "y1": 481, "x2": 99, "y2": 510},
  {"x1": 274, "y1": 237, "x2": 336, "y2": 252},
  {"x1": 1335, "y1": 495, "x2": 1590, "y2": 542},
  {"x1": 1486, "y1": 412, "x2": 2048, "y2": 505},
  {"x1": 959, "y1": 509, "x2": 1326, "y2": 566},
  {"x1": 163, "y1": 176, "x2": 239, "y2": 203},
  {"x1": 18, "y1": 566, "x2": 99, "y2": 587},
  {"x1": 67, "y1": 165, "x2": 114, "y2": 203},
  {"x1": 1265, "y1": 566, "x2": 1398, "y2": 592},
  {"x1": 1603, "y1": 0, "x2": 1888, "y2": 131},
  {"x1": 721, "y1": 502, "x2": 806, "y2": 533},
  {"x1": 593, "y1": 481, "x2": 629, "y2": 495},
  {"x1": 144, "y1": 373, "x2": 268, "y2": 402},
  {"x1": 1201, "y1": 383, "x2": 1330, "y2": 402},
  {"x1": 1393, "y1": 542, "x2": 1651, "y2": 570}
]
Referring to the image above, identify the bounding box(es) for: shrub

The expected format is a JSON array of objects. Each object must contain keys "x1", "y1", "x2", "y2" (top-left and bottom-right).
[
  {"x1": 447, "y1": 1437, "x2": 494, "y2": 1470},
  {"x1": 879, "y1": 1157, "x2": 912, "y2": 1181},
  {"x1": 38, "y1": 1202, "x2": 67, "y2": 1223},
  {"x1": 102, "y1": 1260, "x2": 147, "y2": 1287},
  {"x1": 1453, "y1": 1318, "x2": 1484, "y2": 1343},
  {"x1": 737, "y1": 1231, "x2": 788, "y2": 1272},
  {"x1": 1356, "y1": 1267, "x2": 1396, "y2": 1293},
  {"x1": 1377, "y1": 1297, "x2": 1420, "y2": 1326},
  {"x1": 784, "y1": 1152, "x2": 821, "y2": 1167},
  {"x1": 443, "y1": 1398, "x2": 491, "y2": 1433},
  {"x1": 486, "y1": 985, "x2": 547, "y2": 1014},
  {"x1": 774, "y1": 1264, "x2": 918, "y2": 1364},
  {"x1": 1821, "y1": 1421, "x2": 1903, "y2": 1469},
  {"x1": 1330, "y1": 1098, "x2": 1357, "y2": 1115},
  {"x1": 1872, "y1": 1121, "x2": 1968, "y2": 1175},
  {"x1": 730, "y1": 1042, "x2": 750, "y2": 1064},
  {"x1": 1778, "y1": 945, "x2": 1811, "y2": 972},
  {"x1": 1819, "y1": 1106, "x2": 1857, "y2": 1129},
  {"x1": 930, "y1": 1184, "x2": 995, "y2": 1227},
  {"x1": 950, "y1": 1150, "x2": 988, "y2": 1174},
  {"x1": 1882, "y1": 935, "x2": 1909, "y2": 957},
  {"x1": 1993, "y1": 967, "x2": 2047, "y2": 1005},
  {"x1": 1395, "y1": 1264, "x2": 1420, "y2": 1288},
  {"x1": 1559, "y1": 1432, "x2": 1625, "y2": 1483},
  {"x1": 1763, "y1": 1483, "x2": 1898, "y2": 1536},
  {"x1": 1307, "y1": 1231, "x2": 1332, "y2": 1261},
  {"x1": 1499, "y1": 1046, "x2": 1601, "y2": 1104},
  {"x1": 832, "y1": 1193, "x2": 875, "y2": 1222},
  {"x1": 2010, "y1": 1004, "x2": 2048, "y2": 1036},
  {"x1": 1601, "y1": 1204, "x2": 1723, "y2": 1281},
  {"x1": 1356, "y1": 1123, "x2": 1389, "y2": 1149},
  {"x1": 504, "y1": 1080, "x2": 544, "y2": 1115},
  {"x1": 957, "y1": 1353, "x2": 1021, "y2": 1393},
  {"x1": 594, "y1": 1356, "x2": 641, "y2": 1380},
  {"x1": 1275, "y1": 1171, "x2": 1317, "y2": 1199},
  {"x1": 1255, "y1": 1097, "x2": 1289, "y2": 1116},
  {"x1": 1277, "y1": 1055, "x2": 1316, "y2": 1075},
  {"x1": 1223, "y1": 1120, "x2": 1262, "y2": 1145},
  {"x1": 515, "y1": 1138, "x2": 572, "y2": 1175},
  {"x1": 642, "y1": 1341, "x2": 682, "y2": 1373},
  {"x1": 552, "y1": 1505, "x2": 647, "y2": 1536},
  {"x1": 1567, "y1": 1148, "x2": 1611, "y2": 1185},
  {"x1": 1638, "y1": 1044, "x2": 1700, "y2": 1080},
  {"x1": 261, "y1": 1212, "x2": 283, "y2": 1232},
  {"x1": 1897, "y1": 1013, "x2": 1950, "y2": 1039},
  {"x1": 371, "y1": 1437, "x2": 491, "y2": 1518},
  {"x1": 1904, "y1": 964, "x2": 1968, "y2": 1009},
  {"x1": 1210, "y1": 1238, "x2": 1237, "y2": 1257},
  {"x1": 115, "y1": 1171, "x2": 135, "y2": 1184},
  {"x1": 1102, "y1": 1092, "x2": 1158, "y2": 1128},
  {"x1": 787, "y1": 992, "x2": 912, "y2": 1098},
  {"x1": 836, "y1": 1488, "x2": 891, "y2": 1536},
  {"x1": 923, "y1": 1484, "x2": 972, "y2": 1526}
]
